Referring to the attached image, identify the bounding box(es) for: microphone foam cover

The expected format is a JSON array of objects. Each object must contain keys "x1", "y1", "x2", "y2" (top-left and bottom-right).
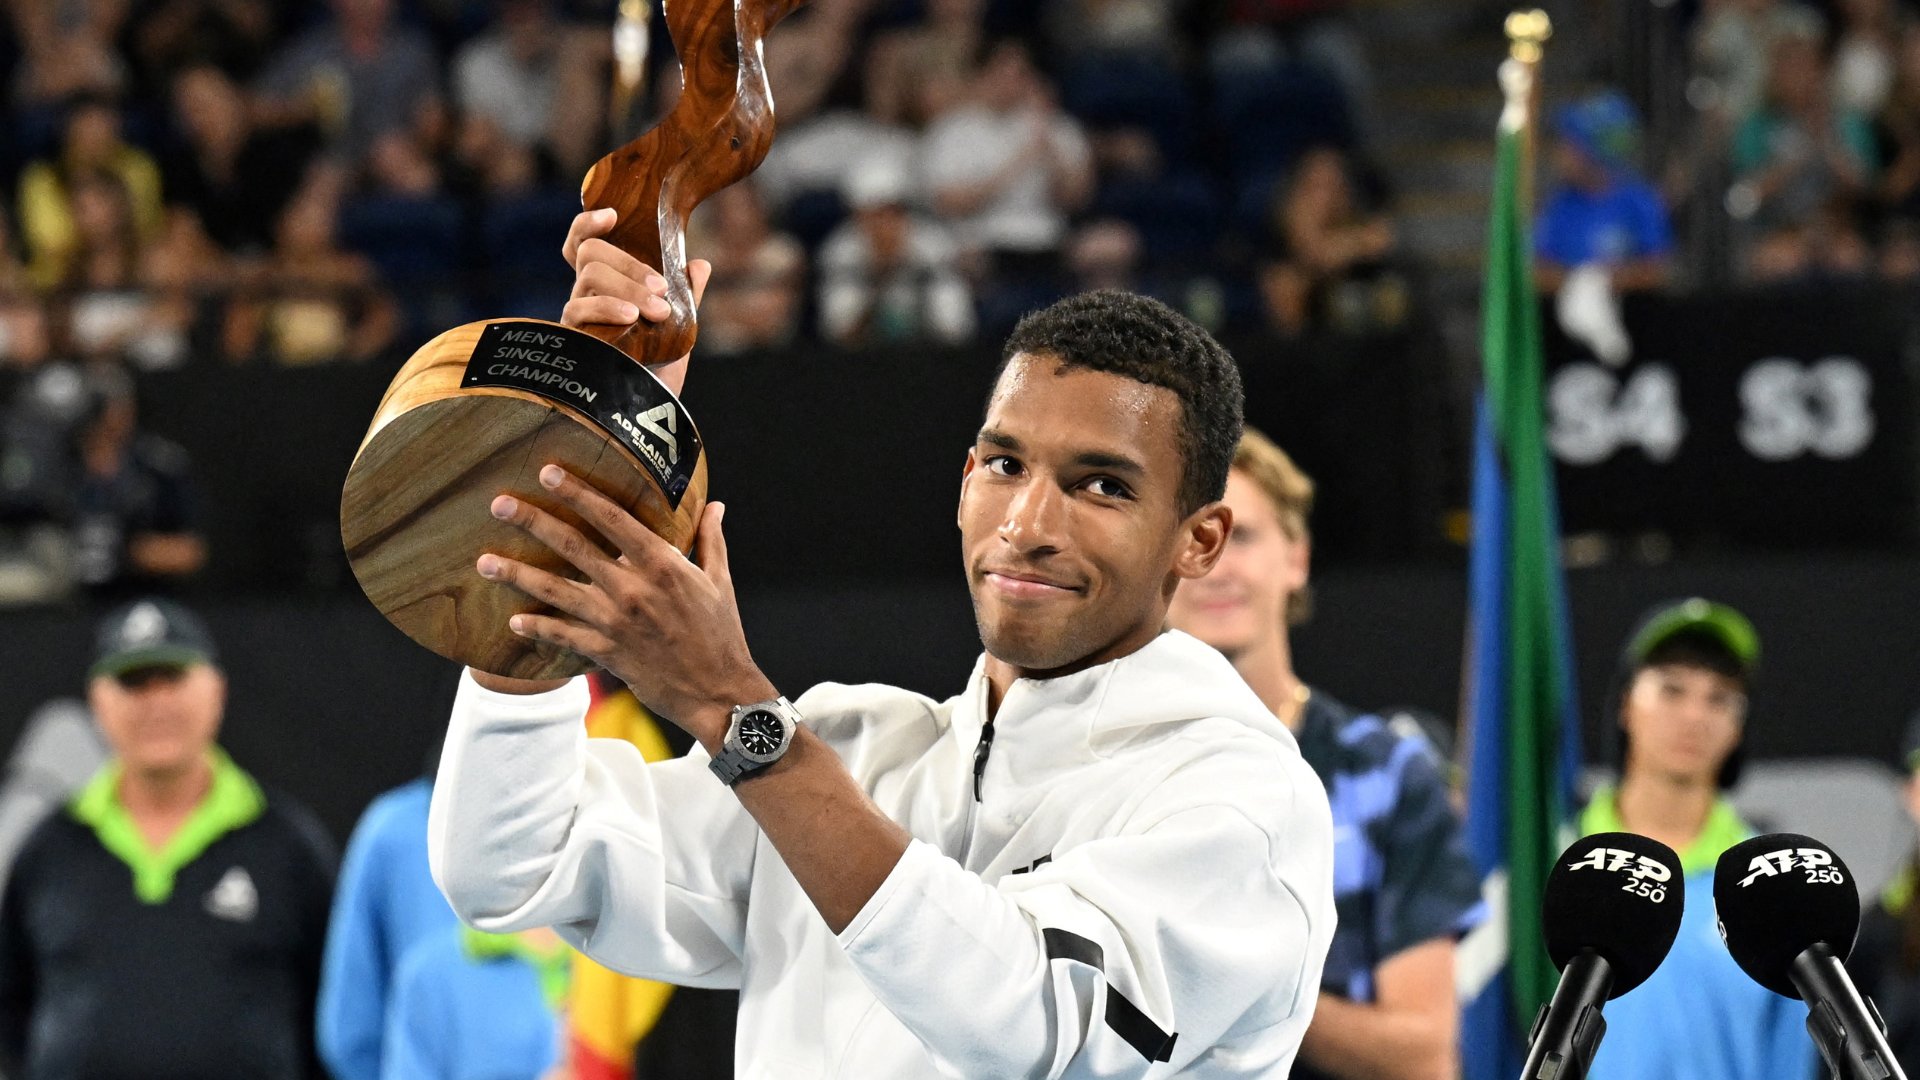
[
  {"x1": 1542, "y1": 832, "x2": 1686, "y2": 998},
  {"x1": 1713, "y1": 833, "x2": 1860, "y2": 999}
]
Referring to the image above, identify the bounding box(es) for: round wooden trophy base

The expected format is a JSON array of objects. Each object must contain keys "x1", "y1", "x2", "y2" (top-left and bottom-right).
[{"x1": 342, "y1": 318, "x2": 707, "y2": 679}]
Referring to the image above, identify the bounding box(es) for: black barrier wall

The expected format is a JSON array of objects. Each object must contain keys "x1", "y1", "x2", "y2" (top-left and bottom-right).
[
  {"x1": 0, "y1": 329, "x2": 1445, "y2": 597},
  {"x1": 1543, "y1": 285, "x2": 1919, "y2": 546},
  {"x1": 3, "y1": 556, "x2": 1918, "y2": 842}
]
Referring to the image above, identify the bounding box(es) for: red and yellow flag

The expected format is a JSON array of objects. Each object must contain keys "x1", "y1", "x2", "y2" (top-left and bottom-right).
[{"x1": 570, "y1": 674, "x2": 677, "y2": 1080}]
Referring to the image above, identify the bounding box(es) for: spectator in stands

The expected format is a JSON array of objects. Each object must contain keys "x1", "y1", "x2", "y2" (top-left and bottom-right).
[
  {"x1": 5, "y1": 0, "x2": 127, "y2": 110},
  {"x1": 0, "y1": 598, "x2": 336, "y2": 1079},
  {"x1": 255, "y1": 0, "x2": 441, "y2": 159},
  {"x1": 1846, "y1": 709, "x2": 1920, "y2": 1076},
  {"x1": 122, "y1": 0, "x2": 279, "y2": 89},
  {"x1": 58, "y1": 175, "x2": 206, "y2": 372},
  {"x1": 818, "y1": 157, "x2": 976, "y2": 346},
  {"x1": 1534, "y1": 92, "x2": 1675, "y2": 293},
  {"x1": 924, "y1": 39, "x2": 1094, "y2": 280},
  {"x1": 318, "y1": 768, "x2": 461, "y2": 1080},
  {"x1": 364, "y1": 130, "x2": 445, "y2": 198},
  {"x1": 1205, "y1": 0, "x2": 1372, "y2": 135},
  {"x1": 1694, "y1": 0, "x2": 1827, "y2": 124},
  {"x1": 865, "y1": 0, "x2": 983, "y2": 126},
  {"x1": 1576, "y1": 599, "x2": 1817, "y2": 1080},
  {"x1": 223, "y1": 179, "x2": 400, "y2": 365},
  {"x1": 449, "y1": 0, "x2": 610, "y2": 177},
  {"x1": 762, "y1": 0, "x2": 875, "y2": 128},
  {"x1": 64, "y1": 364, "x2": 207, "y2": 599},
  {"x1": 753, "y1": 49, "x2": 922, "y2": 234},
  {"x1": 0, "y1": 302, "x2": 80, "y2": 605},
  {"x1": 1832, "y1": 0, "x2": 1902, "y2": 117},
  {"x1": 15, "y1": 95, "x2": 165, "y2": 290},
  {"x1": 382, "y1": 925, "x2": 573, "y2": 1079},
  {"x1": 687, "y1": 181, "x2": 804, "y2": 355},
  {"x1": 1167, "y1": 427, "x2": 1482, "y2": 1080},
  {"x1": 1730, "y1": 31, "x2": 1878, "y2": 234},
  {"x1": 1257, "y1": 145, "x2": 1402, "y2": 335},
  {"x1": 1876, "y1": 24, "x2": 1920, "y2": 221},
  {"x1": 166, "y1": 64, "x2": 322, "y2": 255},
  {"x1": 0, "y1": 298, "x2": 50, "y2": 371},
  {"x1": 454, "y1": 0, "x2": 563, "y2": 153}
]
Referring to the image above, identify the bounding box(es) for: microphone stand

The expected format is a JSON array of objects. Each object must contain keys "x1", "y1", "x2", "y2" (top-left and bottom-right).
[
  {"x1": 1790, "y1": 943, "x2": 1908, "y2": 1080},
  {"x1": 1520, "y1": 949, "x2": 1613, "y2": 1080}
]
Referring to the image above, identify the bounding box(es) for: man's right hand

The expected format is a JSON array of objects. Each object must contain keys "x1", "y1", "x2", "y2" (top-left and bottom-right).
[
  {"x1": 471, "y1": 211, "x2": 716, "y2": 697},
  {"x1": 560, "y1": 207, "x2": 713, "y2": 398}
]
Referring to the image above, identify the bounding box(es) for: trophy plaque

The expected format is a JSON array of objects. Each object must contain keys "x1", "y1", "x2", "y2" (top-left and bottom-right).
[{"x1": 342, "y1": 0, "x2": 805, "y2": 679}]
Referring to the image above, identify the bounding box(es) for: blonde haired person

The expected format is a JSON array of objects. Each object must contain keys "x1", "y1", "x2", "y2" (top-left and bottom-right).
[{"x1": 1170, "y1": 427, "x2": 1482, "y2": 1080}]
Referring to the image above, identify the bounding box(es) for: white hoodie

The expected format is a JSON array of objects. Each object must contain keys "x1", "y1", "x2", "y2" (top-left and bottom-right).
[{"x1": 429, "y1": 630, "x2": 1335, "y2": 1078}]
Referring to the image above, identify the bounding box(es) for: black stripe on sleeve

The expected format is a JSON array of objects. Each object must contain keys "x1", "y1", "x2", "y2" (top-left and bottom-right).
[
  {"x1": 1105, "y1": 989, "x2": 1179, "y2": 1063},
  {"x1": 1041, "y1": 928, "x2": 1179, "y2": 1064},
  {"x1": 1042, "y1": 927, "x2": 1104, "y2": 968}
]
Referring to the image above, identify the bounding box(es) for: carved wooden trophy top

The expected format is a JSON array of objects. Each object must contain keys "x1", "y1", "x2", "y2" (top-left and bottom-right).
[
  {"x1": 579, "y1": 0, "x2": 809, "y2": 367},
  {"x1": 341, "y1": 0, "x2": 808, "y2": 679}
]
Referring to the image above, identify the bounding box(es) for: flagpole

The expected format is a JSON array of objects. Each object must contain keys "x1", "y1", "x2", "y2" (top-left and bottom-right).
[
  {"x1": 1502, "y1": 9, "x2": 1552, "y2": 215},
  {"x1": 1459, "y1": 13, "x2": 1579, "y2": 1079},
  {"x1": 611, "y1": 0, "x2": 654, "y2": 139}
]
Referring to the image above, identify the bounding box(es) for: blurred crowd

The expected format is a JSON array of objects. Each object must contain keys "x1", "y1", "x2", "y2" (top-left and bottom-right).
[
  {"x1": 0, "y1": 0, "x2": 1398, "y2": 381},
  {"x1": 1693, "y1": 0, "x2": 1920, "y2": 282},
  {"x1": 0, "y1": 0, "x2": 1397, "y2": 605},
  {"x1": 1534, "y1": 0, "x2": 1920, "y2": 295}
]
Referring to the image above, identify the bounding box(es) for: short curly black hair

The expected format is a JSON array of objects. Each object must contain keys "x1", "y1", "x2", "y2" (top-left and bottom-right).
[{"x1": 996, "y1": 291, "x2": 1244, "y2": 515}]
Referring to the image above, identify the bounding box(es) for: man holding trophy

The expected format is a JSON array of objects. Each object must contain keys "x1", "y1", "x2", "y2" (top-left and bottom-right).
[{"x1": 424, "y1": 204, "x2": 1336, "y2": 1076}]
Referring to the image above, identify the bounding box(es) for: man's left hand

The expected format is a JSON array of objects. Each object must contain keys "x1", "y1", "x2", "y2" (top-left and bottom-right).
[{"x1": 477, "y1": 463, "x2": 776, "y2": 749}]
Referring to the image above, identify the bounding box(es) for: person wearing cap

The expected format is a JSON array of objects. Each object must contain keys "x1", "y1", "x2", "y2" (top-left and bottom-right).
[
  {"x1": 1533, "y1": 90, "x2": 1674, "y2": 294},
  {"x1": 1578, "y1": 598, "x2": 1817, "y2": 1080},
  {"x1": 1844, "y1": 709, "x2": 1920, "y2": 1075},
  {"x1": 1167, "y1": 427, "x2": 1484, "y2": 1080},
  {"x1": 817, "y1": 154, "x2": 976, "y2": 347},
  {"x1": 0, "y1": 598, "x2": 336, "y2": 1080}
]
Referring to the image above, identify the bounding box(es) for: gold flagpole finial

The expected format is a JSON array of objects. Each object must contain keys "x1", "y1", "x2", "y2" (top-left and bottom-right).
[
  {"x1": 1505, "y1": 9, "x2": 1552, "y2": 65},
  {"x1": 611, "y1": 0, "x2": 653, "y2": 136}
]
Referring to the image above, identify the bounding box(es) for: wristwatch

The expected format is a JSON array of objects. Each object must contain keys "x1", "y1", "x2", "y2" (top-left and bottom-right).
[{"x1": 708, "y1": 696, "x2": 800, "y2": 786}]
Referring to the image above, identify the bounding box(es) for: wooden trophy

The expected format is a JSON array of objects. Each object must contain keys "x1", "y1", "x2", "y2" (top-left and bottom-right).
[{"x1": 342, "y1": 0, "x2": 806, "y2": 679}]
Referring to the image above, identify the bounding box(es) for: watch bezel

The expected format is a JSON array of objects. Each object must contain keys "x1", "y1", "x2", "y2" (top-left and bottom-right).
[{"x1": 731, "y1": 708, "x2": 791, "y2": 765}]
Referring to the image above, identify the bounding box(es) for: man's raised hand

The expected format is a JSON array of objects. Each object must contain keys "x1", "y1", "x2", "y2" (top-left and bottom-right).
[
  {"x1": 560, "y1": 207, "x2": 713, "y2": 399},
  {"x1": 477, "y1": 464, "x2": 775, "y2": 747}
]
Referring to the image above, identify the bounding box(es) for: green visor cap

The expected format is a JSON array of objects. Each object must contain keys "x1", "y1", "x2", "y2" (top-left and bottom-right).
[{"x1": 1626, "y1": 598, "x2": 1760, "y2": 671}]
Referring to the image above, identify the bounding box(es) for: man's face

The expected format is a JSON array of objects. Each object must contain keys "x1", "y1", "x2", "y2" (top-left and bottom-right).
[
  {"x1": 1620, "y1": 662, "x2": 1745, "y2": 785},
  {"x1": 89, "y1": 664, "x2": 225, "y2": 778},
  {"x1": 1167, "y1": 468, "x2": 1306, "y2": 657},
  {"x1": 958, "y1": 356, "x2": 1227, "y2": 674}
]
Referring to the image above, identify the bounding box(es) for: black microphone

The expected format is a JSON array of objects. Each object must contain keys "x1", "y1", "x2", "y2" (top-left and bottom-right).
[
  {"x1": 1519, "y1": 832, "x2": 1686, "y2": 1080},
  {"x1": 1714, "y1": 833, "x2": 1906, "y2": 1080}
]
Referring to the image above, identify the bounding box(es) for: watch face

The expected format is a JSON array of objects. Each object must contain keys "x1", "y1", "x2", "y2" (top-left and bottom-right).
[{"x1": 737, "y1": 711, "x2": 787, "y2": 759}]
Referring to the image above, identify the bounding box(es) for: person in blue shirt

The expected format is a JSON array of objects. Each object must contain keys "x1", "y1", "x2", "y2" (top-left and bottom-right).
[
  {"x1": 382, "y1": 924, "x2": 572, "y2": 1080},
  {"x1": 1578, "y1": 598, "x2": 1818, "y2": 1080},
  {"x1": 1168, "y1": 426, "x2": 1485, "y2": 1080},
  {"x1": 1534, "y1": 91, "x2": 1674, "y2": 293},
  {"x1": 316, "y1": 775, "x2": 462, "y2": 1080}
]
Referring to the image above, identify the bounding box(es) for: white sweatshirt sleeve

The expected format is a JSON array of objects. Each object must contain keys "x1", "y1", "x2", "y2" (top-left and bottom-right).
[
  {"x1": 427, "y1": 671, "x2": 758, "y2": 988},
  {"x1": 836, "y1": 781, "x2": 1331, "y2": 1078}
]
